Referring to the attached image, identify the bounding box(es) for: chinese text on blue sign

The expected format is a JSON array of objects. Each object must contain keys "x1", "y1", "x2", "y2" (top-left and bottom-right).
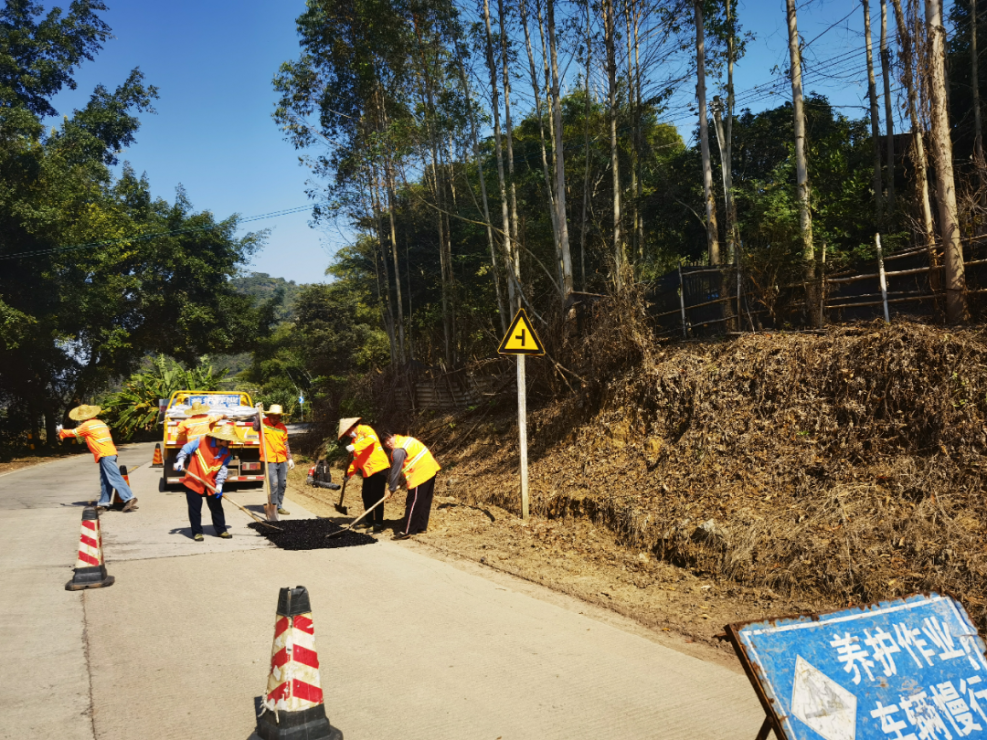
[{"x1": 729, "y1": 593, "x2": 987, "y2": 740}]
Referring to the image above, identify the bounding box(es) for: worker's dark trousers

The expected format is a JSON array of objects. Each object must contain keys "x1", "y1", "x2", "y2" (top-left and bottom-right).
[
  {"x1": 402, "y1": 475, "x2": 437, "y2": 535},
  {"x1": 184, "y1": 486, "x2": 227, "y2": 536},
  {"x1": 361, "y1": 471, "x2": 387, "y2": 524}
]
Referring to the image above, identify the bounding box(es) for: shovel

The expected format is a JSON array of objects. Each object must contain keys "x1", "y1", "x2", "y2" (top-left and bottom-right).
[
  {"x1": 334, "y1": 459, "x2": 353, "y2": 514},
  {"x1": 256, "y1": 405, "x2": 279, "y2": 522},
  {"x1": 224, "y1": 495, "x2": 283, "y2": 531},
  {"x1": 198, "y1": 476, "x2": 283, "y2": 532},
  {"x1": 327, "y1": 493, "x2": 388, "y2": 538}
]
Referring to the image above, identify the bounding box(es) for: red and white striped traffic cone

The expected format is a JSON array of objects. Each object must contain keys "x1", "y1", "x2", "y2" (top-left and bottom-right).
[
  {"x1": 257, "y1": 586, "x2": 341, "y2": 740},
  {"x1": 65, "y1": 507, "x2": 114, "y2": 591}
]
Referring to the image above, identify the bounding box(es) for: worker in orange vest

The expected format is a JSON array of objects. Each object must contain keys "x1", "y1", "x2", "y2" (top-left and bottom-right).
[
  {"x1": 57, "y1": 405, "x2": 138, "y2": 512},
  {"x1": 176, "y1": 400, "x2": 226, "y2": 444},
  {"x1": 174, "y1": 426, "x2": 237, "y2": 541},
  {"x1": 338, "y1": 417, "x2": 390, "y2": 533},
  {"x1": 381, "y1": 432, "x2": 441, "y2": 540},
  {"x1": 252, "y1": 403, "x2": 294, "y2": 515}
]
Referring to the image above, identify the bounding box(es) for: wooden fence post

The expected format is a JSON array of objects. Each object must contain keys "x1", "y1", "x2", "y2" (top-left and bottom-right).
[
  {"x1": 876, "y1": 233, "x2": 890, "y2": 322},
  {"x1": 678, "y1": 266, "x2": 688, "y2": 338}
]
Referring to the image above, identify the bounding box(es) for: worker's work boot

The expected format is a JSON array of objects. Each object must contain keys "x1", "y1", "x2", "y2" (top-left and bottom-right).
[
  {"x1": 218, "y1": 530, "x2": 232, "y2": 539},
  {"x1": 122, "y1": 498, "x2": 138, "y2": 512},
  {"x1": 277, "y1": 507, "x2": 290, "y2": 516},
  {"x1": 193, "y1": 533, "x2": 204, "y2": 542}
]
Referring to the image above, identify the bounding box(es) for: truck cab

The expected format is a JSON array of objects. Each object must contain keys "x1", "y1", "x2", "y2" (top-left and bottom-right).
[{"x1": 160, "y1": 391, "x2": 266, "y2": 491}]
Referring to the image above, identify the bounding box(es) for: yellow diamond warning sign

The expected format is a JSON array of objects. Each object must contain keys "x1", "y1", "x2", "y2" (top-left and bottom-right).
[{"x1": 498, "y1": 308, "x2": 545, "y2": 356}]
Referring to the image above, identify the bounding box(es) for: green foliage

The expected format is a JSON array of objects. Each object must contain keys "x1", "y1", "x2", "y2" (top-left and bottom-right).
[
  {"x1": 0, "y1": 2, "x2": 273, "y2": 438},
  {"x1": 101, "y1": 356, "x2": 230, "y2": 440},
  {"x1": 233, "y1": 272, "x2": 305, "y2": 322}
]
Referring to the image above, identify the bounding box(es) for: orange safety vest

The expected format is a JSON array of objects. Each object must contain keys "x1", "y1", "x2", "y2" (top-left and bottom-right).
[
  {"x1": 347, "y1": 425, "x2": 390, "y2": 478},
  {"x1": 260, "y1": 417, "x2": 289, "y2": 463},
  {"x1": 182, "y1": 438, "x2": 231, "y2": 495},
  {"x1": 177, "y1": 414, "x2": 222, "y2": 444},
  {"x1": 59, "y1": 419, "x2": 117, "y2": 462},
  {"x1": 392, "y1": 435, "x2": 440, "y2": 490}
]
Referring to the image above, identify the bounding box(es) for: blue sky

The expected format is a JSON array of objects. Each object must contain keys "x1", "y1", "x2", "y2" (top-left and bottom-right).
[{"x1": 47, "y1": 0, "x2": 916, "y2": 285}]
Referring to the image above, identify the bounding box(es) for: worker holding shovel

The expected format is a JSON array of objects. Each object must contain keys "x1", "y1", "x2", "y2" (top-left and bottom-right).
[
  {"x1": 253, "y1": 404, "x2": 294, "y2": 515},
  {"x1": 338, "y1": 417, "x2": 390, "y2": 534},
  {"x1": 174, "y1": 426, "x2": 238, "y2": 541},
  {"x1": 381, "y1": 432, "x2": 441, "y2": 540}
]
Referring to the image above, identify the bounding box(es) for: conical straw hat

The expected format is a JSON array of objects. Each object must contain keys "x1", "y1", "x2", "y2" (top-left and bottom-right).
[
  {"x1": 206, "y1": 426, "x2": 239, "y2": 443},
  {"x1": 187, "y1": 401, "x2": 212, "y2": 415},
  {"x1": 68, "y1": 405, "x2": 102, "y2": 421},
  {"x1": 338, "y1": 417, "x2": 361, "y2": 439}
]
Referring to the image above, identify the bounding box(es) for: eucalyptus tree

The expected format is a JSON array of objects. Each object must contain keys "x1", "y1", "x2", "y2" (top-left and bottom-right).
[{"x1": 274, "y1": 0, "x2": 417, "y2": 364}]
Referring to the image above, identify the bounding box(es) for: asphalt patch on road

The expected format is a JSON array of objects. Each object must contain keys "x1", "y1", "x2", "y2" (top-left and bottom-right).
[{"x1": 248, "y1": 519, "x2": 378, "y2": 550}]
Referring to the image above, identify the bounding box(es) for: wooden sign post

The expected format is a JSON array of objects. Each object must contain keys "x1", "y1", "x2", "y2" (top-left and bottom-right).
[{"x1": 497, "y1": 308, "x2": 545, "y2": 522}]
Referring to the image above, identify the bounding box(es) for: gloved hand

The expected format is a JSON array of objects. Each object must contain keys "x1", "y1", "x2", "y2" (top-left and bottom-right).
[
  {"x1": 288, "y1": 459, "x2": 295, "y2": 471},
  {"x1": 214, "y1": 486, "x2": 223, "y2": 498},
  {"x1": 345, "y1": 444, "x2": 355, "y2": 453},
  {"x1": 255, "y1": 402, "x2": 263, "y2": 410},
  {"x1": 174, "y1": 459, "x2": 184, "y2": 472},
  {"x1": 55, "y1": 424, "x2": 63, "y2": 435}
]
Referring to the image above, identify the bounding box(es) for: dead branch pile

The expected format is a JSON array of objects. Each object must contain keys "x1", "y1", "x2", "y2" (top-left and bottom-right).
[{"x1": 446, "y1": 317, "x2": 987, "y2": 628}]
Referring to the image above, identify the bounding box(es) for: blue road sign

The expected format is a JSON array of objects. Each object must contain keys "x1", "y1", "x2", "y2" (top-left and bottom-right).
[
  {"x1": 729, "y1": 593, "x2": 987, "y2": 740},
  {"x1": 298, "y1": 395, "x2": 304, "y2": 405}
]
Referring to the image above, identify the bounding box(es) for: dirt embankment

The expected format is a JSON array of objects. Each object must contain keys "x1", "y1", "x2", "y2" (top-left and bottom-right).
[
  {"x1": 434, "y1": 322, "x2": 987, "y2": 628},
  {"x1": 292, "y1": 319, "x2": 987, "y2": 651}
]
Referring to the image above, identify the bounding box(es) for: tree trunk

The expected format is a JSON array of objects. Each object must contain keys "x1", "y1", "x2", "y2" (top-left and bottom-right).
[
  {"x1": 786, "y1": 0, "x2": 814, "y2": 263},
  {"x1": 546, "y1": 0, "x2": 575, "y2": 297},
  {"x1": 518, "y1": 0, "x2": 561, "y2": 284},
  {"x1": 632, "y1": 0, "x2": 644, "y2": 257},
  {"x1": 499, "y1": 0, "x2": 522, "y2": 302},
  {"x1": 890, "y1": 0, "x2": 936, "y2": 256},
  {"x1": 880, "y1": 0, "x2": 896, "y2": 211},
  {"x1": 786, "y1": 0, "x2": 818, "y2": 326},
  {"x1": 580, "y1": 0, "x2": 592, "y2": 291},
  {"x1": 603, "y1": 0, "x2": 624, "y2": 285},
  {"x1": 482, "y1": 0, "x2": 519, "y2": 312},
  {"x1": 972, "y1": 0, "x2": 987, "y2": 208},
  {"x1": 864, "y1": 0, "x2": 884, "y2": 224},
  {"x1": 694, "y1": 0, "x2": 720, "y2": 265},
  {"x1": 384, "y1": 163, "x2": 407, "y2": 366},
  {"x1": 925, "y1": 0, "x2": 967, "y2": 322},
  {"x1": 454, "y1": 50, "x2": 508, "y2": 333},
  {"x1": 368, "y1": 167, "x2": 398, "y2": 364},
  {"x1": 624, "y1": 0, "x2": 639, "y2": 264}
]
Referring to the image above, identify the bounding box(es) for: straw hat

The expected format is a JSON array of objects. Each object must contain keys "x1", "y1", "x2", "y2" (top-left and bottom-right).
[
  {"x1": 68, "y1": 405, "x2": 102, "y2": 422},
  {"x1": 206, "y1": 426, "x2": 239, "y2": 443},
  {"x1": 187, "y1": 401, "x2": 212, "y2": 415},
  {"x1": 338, "y1": 417, "x2": 361, "y2": 439},
  {"x1": 265, "y1": 404, "x2": 284, "y2": 416}
]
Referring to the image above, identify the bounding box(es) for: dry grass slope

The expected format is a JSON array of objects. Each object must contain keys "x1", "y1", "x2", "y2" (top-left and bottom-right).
[{"x1": 444, "y1": 317, "x2": 987, "y2": 629}]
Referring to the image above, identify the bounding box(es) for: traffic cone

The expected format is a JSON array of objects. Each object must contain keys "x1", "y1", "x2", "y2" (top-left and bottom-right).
[
  {"x1": 111, "y1": 465, "x2": 131, "y2": 506},
  {"x1": 257, "y1": 586, "x2": 342, "y2": 740},
  {"x1": 151, "y1": 443, "x2": 163, "y2": 468},
  {"x1": 65, "y1": 507, "x2": 114, "y2": 591}
]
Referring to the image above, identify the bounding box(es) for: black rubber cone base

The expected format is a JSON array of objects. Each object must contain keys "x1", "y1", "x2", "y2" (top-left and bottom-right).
[
  {"x1": 66, "y1": 564, "x2": 114, "y2": 591},
  {"x1": 256, "y1": 704, "x2": 342, "y2": 740}
]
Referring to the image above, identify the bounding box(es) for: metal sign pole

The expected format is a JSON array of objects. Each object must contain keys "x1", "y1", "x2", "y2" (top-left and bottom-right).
[{"x1": 517, "y1": 354, "x2": 529, "y2": 521}]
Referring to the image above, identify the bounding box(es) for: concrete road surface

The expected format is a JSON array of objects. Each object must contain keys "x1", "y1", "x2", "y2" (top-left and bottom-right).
[{"x1": 0, "y1": 442, "x2": 767, "y2": 740}]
